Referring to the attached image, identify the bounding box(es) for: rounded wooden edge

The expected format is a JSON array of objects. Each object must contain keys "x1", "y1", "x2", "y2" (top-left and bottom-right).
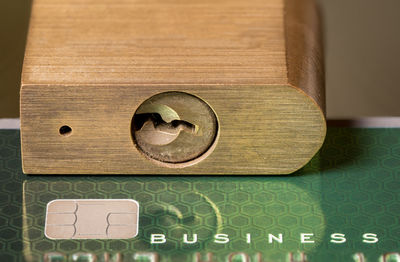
[{"x1": 284, "y1": 83, "x2": 327, "y2": 175}]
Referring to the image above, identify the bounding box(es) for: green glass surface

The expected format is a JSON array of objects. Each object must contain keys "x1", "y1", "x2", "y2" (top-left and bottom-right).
[{"x1": 0, "y1": 128, "x2": 399, "y2": 261}]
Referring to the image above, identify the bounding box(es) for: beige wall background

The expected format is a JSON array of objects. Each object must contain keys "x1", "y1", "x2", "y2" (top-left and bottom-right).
[
  {"x1": 1, "y1": 0, "x2": 399, "y2": 118},
  {"x1": 317, "y1": 0, "x2": 400, "y2": 117},
  {"x1": 0, "y1": 0, "x2": 31, "y2": 118}
]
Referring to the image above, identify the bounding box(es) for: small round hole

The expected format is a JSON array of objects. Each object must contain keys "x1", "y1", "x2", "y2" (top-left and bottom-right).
[{"x1": 59, "y1": 125, "x2": 72, "y2": 136}]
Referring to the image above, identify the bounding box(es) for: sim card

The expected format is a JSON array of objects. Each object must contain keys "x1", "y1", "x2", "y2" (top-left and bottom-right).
[{"x1": 45, "y1": 199, "x2": 139, "y2": 239}]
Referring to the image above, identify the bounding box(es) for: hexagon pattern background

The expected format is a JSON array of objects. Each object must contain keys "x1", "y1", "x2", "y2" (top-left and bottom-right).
[{"x1": 0, "y1": 128, "x2": 399, "y2": 261}]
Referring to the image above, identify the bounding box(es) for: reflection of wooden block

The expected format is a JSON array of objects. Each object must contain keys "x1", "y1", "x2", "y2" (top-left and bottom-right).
[{"x1": 20, "y1": 0, "x2": 326, "y2": 174}]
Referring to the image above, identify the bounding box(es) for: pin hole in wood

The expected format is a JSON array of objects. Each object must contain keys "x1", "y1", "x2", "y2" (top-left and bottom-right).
[{"x1": 59, "y1": 125, "x2": 72, "y2": 136}]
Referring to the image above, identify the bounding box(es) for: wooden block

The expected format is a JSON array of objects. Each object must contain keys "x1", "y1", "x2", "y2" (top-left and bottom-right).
[{"x1": 20, "y1": 0, "x2": 326, "y2": 174}]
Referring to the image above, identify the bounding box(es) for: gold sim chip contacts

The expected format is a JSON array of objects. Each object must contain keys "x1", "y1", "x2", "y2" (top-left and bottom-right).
[{"x1": 45, "y1": 199, "x2": 139, "y2": 239}]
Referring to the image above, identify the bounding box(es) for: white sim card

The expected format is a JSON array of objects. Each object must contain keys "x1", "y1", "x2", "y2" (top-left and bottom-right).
[{"x1": 45, "y1": 199, "x2": 139, "y2": 239}]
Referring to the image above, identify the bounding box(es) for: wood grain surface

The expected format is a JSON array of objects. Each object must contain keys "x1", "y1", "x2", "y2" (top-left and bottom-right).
[{"x1": 20, "y1": 0, "x2": 326, "y2": 174}]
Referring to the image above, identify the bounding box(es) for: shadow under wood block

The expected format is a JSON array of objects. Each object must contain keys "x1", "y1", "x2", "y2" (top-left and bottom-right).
[{"x1": 20, "y1": 0, "x2": 326, "y2": 174}]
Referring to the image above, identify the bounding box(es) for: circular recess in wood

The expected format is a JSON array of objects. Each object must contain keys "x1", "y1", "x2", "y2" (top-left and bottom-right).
[{"x1": 131, "y1": 91, "x2": 219, "y2": 168}]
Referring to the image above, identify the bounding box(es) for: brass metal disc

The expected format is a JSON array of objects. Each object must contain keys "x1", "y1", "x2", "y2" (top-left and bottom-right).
[{"x1": 132, "y1": 92, "x2": 218, "y2": 164}]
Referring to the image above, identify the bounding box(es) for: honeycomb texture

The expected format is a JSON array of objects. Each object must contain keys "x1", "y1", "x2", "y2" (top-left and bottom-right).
[{"x1": 0, "y1": 128, "x2": 399, "y2": 261}]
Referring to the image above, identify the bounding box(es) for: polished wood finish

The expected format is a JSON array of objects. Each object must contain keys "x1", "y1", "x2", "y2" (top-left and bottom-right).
[{"x1": 20, "y1": 0, "x2": 325, "y2": 174}]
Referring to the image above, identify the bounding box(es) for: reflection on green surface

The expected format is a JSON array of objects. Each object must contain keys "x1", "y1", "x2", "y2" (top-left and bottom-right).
[
  {"x1": 22, "y1": 176, "x2": 325, "y2": 261},
  {"x1": 0, "y1": 129, "x2": 400, "y2": 261}
]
